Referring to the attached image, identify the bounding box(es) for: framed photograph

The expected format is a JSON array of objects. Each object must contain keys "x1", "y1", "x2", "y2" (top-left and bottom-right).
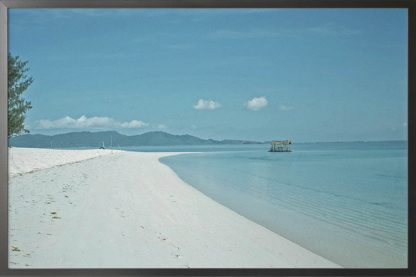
[{"x1": 0, "y1": 0, "x2": 414, "y2": 276}]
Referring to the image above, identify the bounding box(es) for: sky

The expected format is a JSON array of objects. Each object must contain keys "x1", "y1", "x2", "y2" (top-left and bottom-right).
[{"x1": 9, "y1": 8, "x2": 408, "y2": 142}]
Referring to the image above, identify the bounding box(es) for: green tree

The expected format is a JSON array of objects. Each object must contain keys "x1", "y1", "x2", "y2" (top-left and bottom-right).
[{"x1": 8, "y1": 53, "x2": 33, "y2": 138}]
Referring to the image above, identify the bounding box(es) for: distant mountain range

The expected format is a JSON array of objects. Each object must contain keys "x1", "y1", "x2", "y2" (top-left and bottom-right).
[{"x1": 9, "y1": 131, "x2": 264, "y2": 148}]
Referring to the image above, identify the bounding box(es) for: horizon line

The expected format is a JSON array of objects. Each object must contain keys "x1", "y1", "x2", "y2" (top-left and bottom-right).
[{"x1": 12, "y1": 130, "x2": 408, "y2": 145}]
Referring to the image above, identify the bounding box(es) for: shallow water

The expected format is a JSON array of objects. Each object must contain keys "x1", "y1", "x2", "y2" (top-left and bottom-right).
[{"x1": 153, "y1": 141, "x2": 408, "y2": 268}]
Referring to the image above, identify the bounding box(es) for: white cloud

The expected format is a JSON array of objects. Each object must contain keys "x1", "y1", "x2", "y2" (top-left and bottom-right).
[
  {"x1": 279, "y1": 105, "x2": 293, "y2": 111},
  {"x1": 193, "y1": 99, "x2": 221, "y2": 110},
  {"x1": 246, "y1": 96, "x2": 268, "y2": 111},
  {"x1": 120, "y1": 120, "x2": 148, "y2": 128},
  {"x1": 157, "y1": 124, "x2": 167, "y2": 129},
  {"x1": 37, "y1": 115, "x2": 148, "y2": 130}
]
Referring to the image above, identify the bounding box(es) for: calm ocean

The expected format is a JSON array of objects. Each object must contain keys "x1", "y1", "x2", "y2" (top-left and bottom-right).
[{"x1": 127, "y1": 141, "x2": 408, "y2": 268}]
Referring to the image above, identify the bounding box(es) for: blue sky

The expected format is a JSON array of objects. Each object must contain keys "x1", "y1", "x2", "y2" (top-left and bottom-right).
[{"x1": 9, "y1": 8, "x2": 408, "y2": 142}]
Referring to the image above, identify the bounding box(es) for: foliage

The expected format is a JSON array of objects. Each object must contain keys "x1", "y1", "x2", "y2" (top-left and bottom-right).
[{"x1": 8, "y1": 53, "x2": 33, "y2": 137}]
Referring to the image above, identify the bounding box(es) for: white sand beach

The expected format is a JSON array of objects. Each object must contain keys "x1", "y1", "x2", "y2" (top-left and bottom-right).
[
  {"x1": 8, "y1": 148, "x2": 340, "y2": 268},
  {"x1": 9, "y1": 147, "x2": 120, "y2": 178}
]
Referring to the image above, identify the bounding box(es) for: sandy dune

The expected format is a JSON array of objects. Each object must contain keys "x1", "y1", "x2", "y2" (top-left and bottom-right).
[{"x1": 9, "y1": 148, "x2": 340, "y2": 268}]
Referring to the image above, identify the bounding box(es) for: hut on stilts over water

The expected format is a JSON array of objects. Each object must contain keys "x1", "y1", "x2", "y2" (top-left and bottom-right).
[{"x1": 269, "y1": 140, "x2": 292, "y2": 152}]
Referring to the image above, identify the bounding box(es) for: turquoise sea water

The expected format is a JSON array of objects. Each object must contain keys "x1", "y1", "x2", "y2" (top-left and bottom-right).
[{"x1": 125, "y1": 141, "x2": 407, "y2": 268}]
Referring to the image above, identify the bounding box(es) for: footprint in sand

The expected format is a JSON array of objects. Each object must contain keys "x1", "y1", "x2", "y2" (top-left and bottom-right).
[
  {"x1": 11, "y1": 246, "x2": 21, "y2": 252},
  {"x1": 157, "y1": 233, "x2": 167, "y2": 241},
  {"x1": 114, "y1": 207, "x2": 125, "y2": 217},
  {"x1": 50, "y1": 212, "x2": 61, "y2": 219}
]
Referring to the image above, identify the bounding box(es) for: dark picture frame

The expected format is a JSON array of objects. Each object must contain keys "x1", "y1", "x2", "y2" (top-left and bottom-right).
[{"x1": 0, "y1": 0, "x2": 415, "y2": 276}]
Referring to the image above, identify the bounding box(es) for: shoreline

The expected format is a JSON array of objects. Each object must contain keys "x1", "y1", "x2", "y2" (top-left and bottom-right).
[{"x1": 9, "y1": 148, "x2": 340, "y2": 268}]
